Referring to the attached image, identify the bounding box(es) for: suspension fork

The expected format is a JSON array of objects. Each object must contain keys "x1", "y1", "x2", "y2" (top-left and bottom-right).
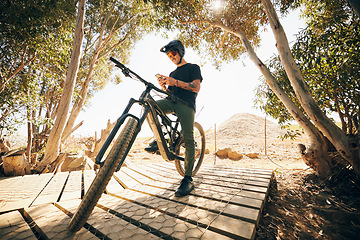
[{"x1": 95, "y1": 98, "x2": 149, "y2": 165}]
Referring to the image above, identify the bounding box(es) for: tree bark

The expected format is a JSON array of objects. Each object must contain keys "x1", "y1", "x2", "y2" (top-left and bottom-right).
[
  {"x1": 261, "y1": 0, "x2": 360, "y2": 175},
  {"x1": 35, "y1": 0, "x2": 86, "y2": 172}
]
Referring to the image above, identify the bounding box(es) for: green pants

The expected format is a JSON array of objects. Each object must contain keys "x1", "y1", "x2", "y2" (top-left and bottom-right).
[{"x1": 156, "y1": 99, "x2": 195, "y2": 176}]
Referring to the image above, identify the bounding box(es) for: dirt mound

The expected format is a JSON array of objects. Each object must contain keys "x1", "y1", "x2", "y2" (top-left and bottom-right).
[{"x1": 215, "y1": 113, "x2": 285, "y2": 141}]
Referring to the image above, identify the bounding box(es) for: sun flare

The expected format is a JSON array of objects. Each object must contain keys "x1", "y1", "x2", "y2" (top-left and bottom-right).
[{"x1": 211, "y1": 0, "x2": 225, "y2": 13}]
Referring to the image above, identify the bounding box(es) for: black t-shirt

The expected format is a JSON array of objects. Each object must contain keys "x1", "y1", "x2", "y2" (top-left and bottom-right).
[{"x1": 168, "y1": 63, "x2": 203, "y2": 111}]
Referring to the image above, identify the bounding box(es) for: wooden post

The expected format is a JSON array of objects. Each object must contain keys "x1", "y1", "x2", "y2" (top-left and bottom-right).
[
  {"x1": 214, "y1": 124, "x2": 217, "y2": 165},
  {"x1": 265, "y1": 116, "x2": 267, "y2": 156}
]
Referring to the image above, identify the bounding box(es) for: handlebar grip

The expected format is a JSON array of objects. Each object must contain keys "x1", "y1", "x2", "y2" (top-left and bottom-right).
[{"x1": 110, "y1": 57, "x2": 125, "y2": 68}]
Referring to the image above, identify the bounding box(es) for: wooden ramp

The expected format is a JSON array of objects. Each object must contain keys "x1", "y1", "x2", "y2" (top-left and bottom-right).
[{"x1": 0, "y1": 162, "x2": 273, "y2": 240}]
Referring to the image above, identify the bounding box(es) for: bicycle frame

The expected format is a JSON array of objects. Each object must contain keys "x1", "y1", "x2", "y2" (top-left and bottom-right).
[{"x1": 95, "y1": 58, "x2": 185, "y2": 170}]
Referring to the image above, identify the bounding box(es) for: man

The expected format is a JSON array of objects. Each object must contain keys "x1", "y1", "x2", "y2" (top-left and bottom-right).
[{"x1": 145, "y1": 40, "x2": 203, "y2": 197}]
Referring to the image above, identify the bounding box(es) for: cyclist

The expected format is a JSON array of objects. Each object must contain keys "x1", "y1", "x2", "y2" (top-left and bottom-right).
[{"x1": 145, "y1": 40, "x2": 203, "y2": 197}]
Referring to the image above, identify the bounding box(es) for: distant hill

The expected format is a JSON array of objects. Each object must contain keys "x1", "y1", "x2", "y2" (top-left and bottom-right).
[{"x1": 211, "y1": 113, "x2": 286, "y2": 141}]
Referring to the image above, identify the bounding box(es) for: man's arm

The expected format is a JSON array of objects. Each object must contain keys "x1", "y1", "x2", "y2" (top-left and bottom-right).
[
  {"x1": 177, "y1": 79, "x2": 201, "y2": 93},
  {"x1": 164, "y1": 76, "x2": 201, "y2": 93}
]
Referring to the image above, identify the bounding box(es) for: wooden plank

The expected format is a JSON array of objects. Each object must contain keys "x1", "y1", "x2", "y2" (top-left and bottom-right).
[
  {"x1": 30, "y1": 172, "x2": 69, "y2": 206},
  {"x1": 129, "y1": 184, "x2": 261, "y2": 224},
  {"x1": 58, "y1": 198, "x2": 162, "y2": 239},
  {"x1": 199, "y1": 168, "x2": 273, "y2": 184},
  {"x1": 154, "y1": 162, "x2": 273, "y2": 180},
  {"x1": 113, "y1": 169, "x2": 140, "y2": 189},
  {"x1": 127, "y1": 164, "x2": 267, "y2": 200},
  {"x1": 201, "y1": 164, "x2": 273, "y2": 175},
  {"x1": 24, "y1": 202, "x2": 95, "y2": 239},
  {"x1": 0, "y1": 210, "x2": 37, "y2": 240},
  {"x1": 0, "y1": 163, "x2": 273, "y2": 240},
  {"x1": 132, "y1": 165, "x2": 265, "y2": 209},
  {"x1": 135, "y1": 165, "x2": 270, "y2": 187},
  {"x1": 154, "y1": 161, "x2": 273, "y2": 178},
  {"x1": 83, "y1": 170, "x2": 96, "y2": 193},
  {"x1": 148, "y1": 164, "x2": 270, "y2": 193},
  {"x1": 98, "y1": 193, "x2": 236, "y2": 240},
  {"x1": 106, "y1": 189, "x2": 256, "y2": 239},
  {"x1": 0, "y1": 174, "x2": 53, "y2": 213},
  {"x1": 120, "y1": 167, "x2": 154, "y2": 184},
  {"x1": 60, "y1": 171, "x2": 82, "y2": 201},
  {"x1": 105, "y1": 175, "x2": 125, "y2": 193}
]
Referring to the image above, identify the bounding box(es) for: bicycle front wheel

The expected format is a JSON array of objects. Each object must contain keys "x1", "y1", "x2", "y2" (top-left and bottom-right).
[
  {"x1": 175, "y1": 122, "x2": 205, "y2": 177},
  {"x1": 68, "y1": 117, "x2": 138, "y2": 232}
]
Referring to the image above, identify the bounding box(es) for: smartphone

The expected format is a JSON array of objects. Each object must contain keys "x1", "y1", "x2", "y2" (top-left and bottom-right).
[{"x1": 155, "y1": 74, "x2": 163, "y2": 79}]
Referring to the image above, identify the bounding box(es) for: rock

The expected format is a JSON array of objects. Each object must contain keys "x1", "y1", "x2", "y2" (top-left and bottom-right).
[
  {"x1": 216, "y1": 147, "x2": 232, "y2": 159},
  {"x1": 246, "y1": 153, "x2": 259, "y2": 158},
  {"x1": 2, "y1": 149, "x2": 31, "y2": 176},
  {"x1": 228, "y1": 151, "x2": 243, "y2": 161},
  {"x1": 60, "y1": 155, "x2": 93, "y2": 172}
]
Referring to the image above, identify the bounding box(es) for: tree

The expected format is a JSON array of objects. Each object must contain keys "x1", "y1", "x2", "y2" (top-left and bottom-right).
[
  {"x1": 0, "y1": 0, "x2": 75, "y2": 94},
  {"x1": 149, "y1": 0, "x2": 359, "y2": 177},
  {"x1": 61, "y1": 0, "x2": 155, "y2": 142},
  {"x1": 35, "y1": 0, "x2": 160, "y2": 172},
  {"x1": 1, "y1": 0, "x2": 160, "y2": 173},
  {"x1": 0, "y1": 1, "x2": 76, "y2": 136},
  {"x1": 35, "y1": 0, "x2": 86, "y2": 172},
  {"x1": 256, "y1": 6, "x2": 360, "y2": 135},
  {"x1": 258, "y1": 0, "x2": 360, "y2": 175}
]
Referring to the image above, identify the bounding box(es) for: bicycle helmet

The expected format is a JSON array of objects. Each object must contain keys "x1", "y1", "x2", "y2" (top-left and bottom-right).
[{"x1": 160, "y1": 40, "x2": 185, "y2": 57}]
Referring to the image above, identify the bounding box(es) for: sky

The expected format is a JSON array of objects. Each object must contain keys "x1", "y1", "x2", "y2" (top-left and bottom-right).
[{"x1": 75, "y1": 10, "x2": 306, "y2": 138}]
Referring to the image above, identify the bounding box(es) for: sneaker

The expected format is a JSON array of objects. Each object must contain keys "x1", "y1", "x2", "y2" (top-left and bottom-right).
[
  {"x1": 175, "y1": 176, "x2": 194, "y2": 197},
  {"x1": 145, "y1": 140, "x2": 159, "y2": 153}
]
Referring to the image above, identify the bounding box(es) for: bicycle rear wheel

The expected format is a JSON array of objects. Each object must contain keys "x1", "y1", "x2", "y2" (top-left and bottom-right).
[
  {"x1": 175, "y1": 122, "x2": 205, "y2": 177},
  {"x1": 68, "y1": 117, "x2": 138, "y2": 232}
]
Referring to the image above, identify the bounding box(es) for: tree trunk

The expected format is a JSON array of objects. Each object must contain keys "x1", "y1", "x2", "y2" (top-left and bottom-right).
[
  {"x1": 26, "y1": 108, "x2": 33, "y2": 163},
  {"x1": 35, "y1": 0, "x2": 86, "y2": 172},
  {"x1": 62, "y1": 2, "x2": 117, "y2": 142},
  {"x1": 61, "y1": 55, "x2": 98, "y2": 142},
  {"x1": 2, "y1": 150, "x2": 31, "y2": 176},
  {"x1": 85, "y1": 119, "x2": 115, "y2": 159},
  {"x1": 261, "y1": 0, "x2": 360, "y2": 175},
  {"x1": 210, "y1": 20, "x2": 332, "y2": 177}
]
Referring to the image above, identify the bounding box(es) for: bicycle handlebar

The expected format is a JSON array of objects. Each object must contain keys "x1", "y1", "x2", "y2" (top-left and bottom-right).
[
  {"x1": 110, "y1": 57, "x2": 190, "y2": 107},
  {"x1": 110, "y1": 57, "x2": 167, "y2": 94}
]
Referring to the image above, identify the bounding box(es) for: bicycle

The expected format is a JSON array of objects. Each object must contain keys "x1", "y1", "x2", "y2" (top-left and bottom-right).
[{"x1": 68, "y1": 57, "x2": 206, "y2": 232}]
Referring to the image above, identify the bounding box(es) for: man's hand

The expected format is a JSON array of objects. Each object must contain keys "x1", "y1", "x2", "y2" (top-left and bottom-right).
[
  {"x1": 158, "y1": 75, "x2": 201, "y2": 93},
  {"x1": 157, "y1": 75, "x2": 167, "y2": 91},
  {"x1": 159, "y1": 76, "x2": 177, "y2": 87}
]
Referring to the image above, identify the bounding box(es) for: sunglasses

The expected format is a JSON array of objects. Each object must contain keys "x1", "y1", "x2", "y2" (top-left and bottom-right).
[{"x1": 167, "y1": 50, "x2": 177, "y2": 58}]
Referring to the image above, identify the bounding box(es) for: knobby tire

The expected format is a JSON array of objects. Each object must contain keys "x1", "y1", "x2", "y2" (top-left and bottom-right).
[{"x1": 68, "y1": 117, "x2": 138, "y2": 232}]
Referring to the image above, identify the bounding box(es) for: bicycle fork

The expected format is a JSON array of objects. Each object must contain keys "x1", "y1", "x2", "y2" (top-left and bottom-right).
[{"x1": 95, "y1": 98, "x2": 149, "y2": 170}]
